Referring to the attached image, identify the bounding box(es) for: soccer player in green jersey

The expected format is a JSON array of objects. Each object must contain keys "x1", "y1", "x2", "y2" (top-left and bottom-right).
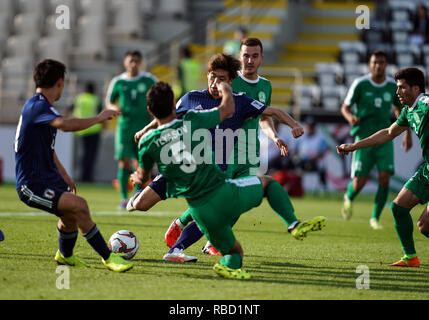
[
  {"x1": 134, "y1": 80, "x2": 277, "y2": 279},
  {"x1": 106, "y1": 50, "x2": 158, "y2": 209},
  {"x1": 341, "y1": 50, "x2": 412, "y2": 229},
  {"x1": 130, "y1": 53, "x2": 325, "y2": 262},
  {"x1": 229, "y1": 37, "x2": 304, "y2": 179},
  {"x1": 198, "y1": 37, "x2": 305, "y2": 254},
  {"x1": 337, "y1": 67, "x2": 429, "y2": 267}
]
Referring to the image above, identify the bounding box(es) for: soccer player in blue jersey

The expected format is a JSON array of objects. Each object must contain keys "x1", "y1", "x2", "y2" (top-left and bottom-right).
[
  {"x1": 129, "y1": 53, "x2": 325, "y2": 262},
  {"x1": 14, "y1": 59, "x2": 132, "y2": 272}
]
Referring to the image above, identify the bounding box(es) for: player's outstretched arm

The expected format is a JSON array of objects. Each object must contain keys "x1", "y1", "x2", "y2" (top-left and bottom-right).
[
  {"x1": 337, "y1": 122, "x2": 407, "y2": 155},
  {"x1": 394, "y1": 106, "x2": 413, "y2": 152},
  {"x1": 130, "y1": 167, "x2": 151, "y2": 187},
  {"x1": 216, "y1": 82, "x2": 235, "y2": 122},
  {"x1": 107, "y1": 101, "x2": 122, "y2": 113},
  {"x1": 259, "y1": 115, "x2": 288, "y2": 156},
  {"x1": 134, "y1": 119, "x2": 158, "y2": 143},
  {"x1": 261, "y1": 107, "x2": 304, "y2": 138},
  {"x1": 50, "y1": 109, "x2": 120, "y2": 132}
]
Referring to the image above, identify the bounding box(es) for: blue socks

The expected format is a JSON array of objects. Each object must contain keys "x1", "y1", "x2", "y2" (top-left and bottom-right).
[
  {"x1": 169, "y1": 222, "x2": 203, "y2": 253},
  {"x1": 57, "y1": 228, "x2": 78, "y2": 258},
  {"x1": 83, "y1": 224, "x2": 111, "y2": 260}
]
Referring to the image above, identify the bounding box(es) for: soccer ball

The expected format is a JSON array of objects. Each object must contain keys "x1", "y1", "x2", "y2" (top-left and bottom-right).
[{"x1": 108, "y1": 230, "x2": 139, "y2": 260}]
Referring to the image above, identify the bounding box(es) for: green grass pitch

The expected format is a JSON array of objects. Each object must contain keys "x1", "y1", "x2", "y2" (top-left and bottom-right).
[{"x1": 1, "y1": 182, "x2": 429, "y2": 300}]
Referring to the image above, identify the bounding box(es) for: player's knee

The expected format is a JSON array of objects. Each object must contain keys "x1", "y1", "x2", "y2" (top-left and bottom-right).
[
  {"x1": 417, "y1": 220, "x2": 429, "y2": 237},
  {"x1": 71, "y1": 197, "x2": 91, "y2": 219},
  {"x1": 378, "y1": 174, "x2": 391, "y2": 187}
]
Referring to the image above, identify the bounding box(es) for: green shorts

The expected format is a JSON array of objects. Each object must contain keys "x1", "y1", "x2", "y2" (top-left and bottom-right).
[
  {"x1": 226, "y1": 163, "x2": 259, "y2": 179},
  {"x1": 188, "y1": 176, "x2": 263, "y2": 254},
  {"x1": 351, "y1": 138, "x2": 394, "y2": 177},
  {"x1": 404, "y1": 163, "x2": 429, "y2": 204},
  {"x1": 115, "y1": 126, "x2": 138, "y2": 160}
]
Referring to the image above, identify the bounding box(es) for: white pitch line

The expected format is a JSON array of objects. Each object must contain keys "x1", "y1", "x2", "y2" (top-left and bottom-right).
[{"x1": 0, "y1": 211, "x2": 176, "y2": 217}]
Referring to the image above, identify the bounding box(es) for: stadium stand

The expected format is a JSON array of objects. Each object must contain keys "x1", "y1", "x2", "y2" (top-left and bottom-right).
[{"x1": 3, "y1": 0, "x2": 429, "y2": 126}]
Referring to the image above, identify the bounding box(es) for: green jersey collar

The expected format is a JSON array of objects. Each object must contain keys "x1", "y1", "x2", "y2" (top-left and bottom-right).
[
  {"x1": 367, "y1": 73, "x2": 390, "y2": 87},
  {"x1": 237, "y1": 71, "x2": 260, "y2": 84},
  {"x1": 409, "y1": 93, "x2": 425, "y2": 111}
]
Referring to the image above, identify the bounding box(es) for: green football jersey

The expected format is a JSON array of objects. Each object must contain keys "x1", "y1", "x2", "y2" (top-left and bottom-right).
[
  {"x1": 229, "y1": 72, "x2": 272, "y2": 175},
  {"x1": 396, "y1": 93, "x2": 429, "y2": 168},
  {"x1": 138, "y1": 108, "x2": 226, "y2": 198},
  {"x1": 106, "y1": 71, "x2": 157, "y2": 132},
  {"x1": 344, "y1": 74, "x2": 402, "y2": 138}
]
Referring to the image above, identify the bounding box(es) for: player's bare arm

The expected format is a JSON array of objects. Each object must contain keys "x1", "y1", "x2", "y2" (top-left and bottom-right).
[
  {"x1": 130, "y1": 167, "x2": 151, "y2": 187},
  {"x1": 216, "y1": 82, "x2": 235, "y2": 121},
  {"x1": 394, "y1": 105, "x2": 413, "y2": 152},
  {"x1": 50, "y1": 109, "x2": 120, "y2": 132},
  {"x1": 107, "y1": 101, "x2": 122, "y2": 113},
  {"x1": 341, "y1": 103, "x2": 360, "y2": 126},
  {"x1": 337, "y1": 122, "x2": 408, "y2": 155},
  {"x1": 134, "y1": 119, "x2": 158, "y2": 143},
  {"x1": 261, "y1": 107, "x2": 304, "y2": 138},
  {"x1": 259, "y1": 115, "x2": 288, "y2": 156},
  {"x1": 53, "y1": 151, "x2": 76, "y2": 194}
]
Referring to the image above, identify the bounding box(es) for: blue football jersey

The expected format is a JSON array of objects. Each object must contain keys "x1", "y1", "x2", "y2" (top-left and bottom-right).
[
  {"x1": 176, "y1": 89, "x2": 267, "y2": 170},
  {"x1": 15, "y1": 94, "x2": 63, "y2": 189}
]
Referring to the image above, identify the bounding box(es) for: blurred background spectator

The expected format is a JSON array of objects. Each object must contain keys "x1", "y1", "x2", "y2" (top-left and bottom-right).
[
  {"x1": 70, "y1": 82, "x2": 102, "y2": 182},
  {"x1": 410, "y1": 5, "x2": 429, "y2": 46},
  {"x1": 223, "y1": 25, "x2": 248, "y2": 58},
  {"x1": 177, "y1": 45, "x2": 202, "y2": 97},
  {"x1": 293, "y1": 116, "x2": 328, "y2": 193}
]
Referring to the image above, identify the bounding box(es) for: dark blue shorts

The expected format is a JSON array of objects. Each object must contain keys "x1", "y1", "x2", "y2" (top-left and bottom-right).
[
  {"x1": 17, "y1": 180, "x2": 70, "y2": 216},
  {"x1": 148, "y1": 174, "x2": 167, "y2": 200}
]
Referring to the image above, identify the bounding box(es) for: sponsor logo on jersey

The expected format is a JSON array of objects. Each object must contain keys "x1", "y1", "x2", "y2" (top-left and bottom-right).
[
  {"x1": 43, "y1": 189, "x2": 55, "y2": 199},
  {"x1": 258, "y1": 91, "x2": 266, "y2": 104},
  {"x1": 138, "y1": 83, "x2": 146, "y2": 92},
  {"x1": 413, "y1": 112, "x2": 421, "y2": 124},
  {"x1": 383, "y1": 92, "x2": 392, "y2": 102}
]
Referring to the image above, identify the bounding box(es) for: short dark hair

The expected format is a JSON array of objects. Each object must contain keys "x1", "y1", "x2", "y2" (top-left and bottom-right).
[
  {"x1": 207, "y1": 53, "x2": 241, "y2": 80},
  {"x1": 84, "y1": 82, "x2": 95, "y2": 94},
  {"x1": 124, "y1": 50, "x2": 143, "y2": 59},
  {"x1": 33, "y1": 59, "x2": 66, "y2": 88},
  {"x1": 394, "y1": 67, "x2": 426, "y2": 93},
  {"x1": 370, "y1": 50, "x2": 388, "y2": 61},
  {"x1": 240, "y1": 37, "x2": 264, "y2": 54},
  {"x1": 147, "y1": 82, "x2": 174, "y2": 119}
]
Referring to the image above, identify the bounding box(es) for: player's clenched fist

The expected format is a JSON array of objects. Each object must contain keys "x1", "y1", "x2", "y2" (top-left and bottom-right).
[
  {"x1": 336, "y1": 144, "x2": 355, "y2": 155},
  {"x1": 97, "y1": 109, "x2": 121, "y2": 121},
  {"x1": 291, "y1": 125, "x2": 304, "y2": 138}
]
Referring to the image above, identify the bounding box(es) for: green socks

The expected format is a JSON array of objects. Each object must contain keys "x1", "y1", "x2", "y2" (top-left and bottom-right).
[
  {"x1": 118, "y1": 167, "x2": 131, "y2": 200},
  {"x1": 221, "y1": 253, "x2": 242, "y2": 269},
  {"x1": 179, "y1": 208, "x2": 194, "y2": 226},
  {"x1": 346, "y1": 181, "x2": 359, "y2": 201},
  {"x1": 266, "y1": 180, "x2": 298, "y2": 227},
  {"x1": 371, "y1": 186, "x2": 388, "y2": 220},
  {"x1": 391, "y1": 202, "x2": 416, "y2": 256}
]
